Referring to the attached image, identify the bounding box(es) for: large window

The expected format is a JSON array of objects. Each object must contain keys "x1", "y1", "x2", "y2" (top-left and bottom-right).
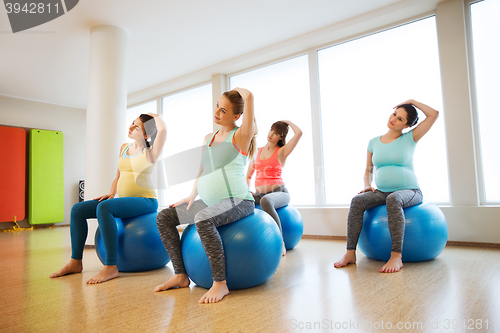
[
  {"x1": 229, "y1": 55, "x2": 315, "y2": 205},
  {"x1": 160, "y1": 84, "x2": 213, "y2": 206},
  {"x1": 318, "y1": 17, "x2": 449, "y2": 205},
  {"x1": 470, "y1": 0, "x2": 500, "y2": 203}
]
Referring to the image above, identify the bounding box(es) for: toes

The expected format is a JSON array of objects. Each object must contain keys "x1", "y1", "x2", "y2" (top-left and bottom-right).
[{"x1": 154, "y1": 284, "x2": 165, "y2": 292}]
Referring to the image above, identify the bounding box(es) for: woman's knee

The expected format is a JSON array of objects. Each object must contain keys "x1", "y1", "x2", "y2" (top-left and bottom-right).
[
  {"x1": 96, "y1": 200, "x2": 113, "y2": 217},
  {"x1": 156, "y1": 207, "x2": 178, "y2": 228},
  {"x1": 71, "y1": 200, "x2": 95, "y2": 219},
  {"x1": 260, "y1": 196, "x2": 273, "y2": 210},
  {"x1": 386, "y1": 193, "x2": 403, "y2": 208},
  {"x1": 350, "y1": 194, "x2": 366, "y2": 208},
  {"x1": 194, "y1": 218, "x2": 214, "y2": 236},
  {"x1": 71, "y1": 201, "x2": 86, "y2": 217}
]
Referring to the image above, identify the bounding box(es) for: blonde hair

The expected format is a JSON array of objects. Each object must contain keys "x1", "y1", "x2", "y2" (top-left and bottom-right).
[{"x1": 223, "y1": 90, "x2": 258, "y2": 160}]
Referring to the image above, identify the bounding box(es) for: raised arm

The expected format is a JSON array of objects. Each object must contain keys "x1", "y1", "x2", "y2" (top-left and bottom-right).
[
  {"x1": 397, "y1": 99, "x2": 439, "y2": 143},
  {"x1": 279, "y1": 120, "x2": 302, "y2": 162},
  {"x1": 146, "y1": 113, "x2": 167, "y2": 163},
  {"x1": 232, "y1": 87, "x2": 255, "y2": 153}
]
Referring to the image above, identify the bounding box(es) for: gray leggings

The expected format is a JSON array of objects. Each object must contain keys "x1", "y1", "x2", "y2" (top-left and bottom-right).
[
  {"x1": 346, "y1": 189, "x2": 423, "y2": 253},
  {"x1": 156, "y1": 198, "x2": 254, "y2": 282},
  {"x1": 252, "y1": 185, "x2": 290, "y2": 234}
]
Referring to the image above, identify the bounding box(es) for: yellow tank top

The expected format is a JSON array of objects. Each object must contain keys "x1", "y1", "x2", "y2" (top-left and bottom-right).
[{"x1": 116, "y1": 144, "x2": 157, "y2": 198}]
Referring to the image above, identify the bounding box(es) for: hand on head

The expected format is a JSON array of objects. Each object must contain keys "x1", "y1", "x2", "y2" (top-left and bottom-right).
[{"x1": 231, "y1": 87, "x2": 252, "y2": 99}]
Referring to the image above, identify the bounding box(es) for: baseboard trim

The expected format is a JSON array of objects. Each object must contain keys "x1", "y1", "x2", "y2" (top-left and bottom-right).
[
  {"x1": 76, "y1": 234, "x2": 500, "y2": 250},
  {"x1": 302, "y1": 234, "x2": 500, "y2": 248}
]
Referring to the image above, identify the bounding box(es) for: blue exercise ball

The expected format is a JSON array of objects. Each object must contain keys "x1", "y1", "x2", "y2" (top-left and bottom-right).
[
  {"x1": 255, "y1": 204, "x2": 304, "y2": 250},
  {"x1": 180, "y1": 209, "x2": 282, "y2": 290},
  {"x1": 95, "y1": 212, "x2": 170, "y2": 272},
  {"x1": 358, "y1": 202, "x2": 448, "y2": 262}
]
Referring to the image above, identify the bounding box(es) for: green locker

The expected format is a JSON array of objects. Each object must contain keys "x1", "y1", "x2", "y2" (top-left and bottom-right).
[{"x1": 29, "y1": 129, "x2": 64, "y2": 224}]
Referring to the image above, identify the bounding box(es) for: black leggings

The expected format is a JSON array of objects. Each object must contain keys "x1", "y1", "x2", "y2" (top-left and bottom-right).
[{"x1": 156, "y1": 198, "x2": 254, "y2": 282}]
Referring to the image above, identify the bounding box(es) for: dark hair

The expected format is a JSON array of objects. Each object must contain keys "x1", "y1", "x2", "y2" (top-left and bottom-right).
[
  {"x1": 223, "y1": 90, "x2": 258, "y2": 160},
  {"x1": 270, "y1": 121, "x2": 289, "y2": 147},
  {"x1": 138, "y1": 114, "x2": 157, "y2": 148},
  {"x1": 397, "y1": 104, "x2": 419, "y2": 127}
]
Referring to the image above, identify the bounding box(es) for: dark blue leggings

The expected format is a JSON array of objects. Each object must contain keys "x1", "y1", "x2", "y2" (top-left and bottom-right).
[{"x1": 70, "y1": 197, "x2": 158, "y2": 265}]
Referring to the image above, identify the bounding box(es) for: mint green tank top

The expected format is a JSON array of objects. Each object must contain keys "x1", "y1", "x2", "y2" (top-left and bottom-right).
[
  {"x1": 367, "y1": 129, "x2": 420, "y2": 192},
  {"x1": 197, "y1": 127, "x2": 254, "y2": 206}
]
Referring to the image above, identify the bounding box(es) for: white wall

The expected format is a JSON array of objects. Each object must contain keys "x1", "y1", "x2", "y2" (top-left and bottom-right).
[
  {"x1": 128, "y1": 0, "x2": 500, "y2": 245},
  {"x1": 0, "y1": 95, "x2": 86, "y2": 227}
]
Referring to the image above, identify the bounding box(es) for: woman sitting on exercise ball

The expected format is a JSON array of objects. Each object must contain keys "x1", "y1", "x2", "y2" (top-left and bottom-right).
[
  {"x1": 334, "y1": 99, "x2": 439, "y2": 273},
  {"x1": 50, "y1": 113, "x2": 166, "y2": 284},
  {"x1": 246, "y1": 120, "x2": 302, "y2": 255}
]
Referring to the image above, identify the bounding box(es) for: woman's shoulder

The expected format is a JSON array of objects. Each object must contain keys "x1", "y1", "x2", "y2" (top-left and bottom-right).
[
  {"x1": 119, "y1": 143, "x2": 130, "y2": 154},
  {"x1": 402, "y1": 129, "x2": 416, "y2": 143},
  {"x1": 203, "y1": 132, "x2": 214, "y2": 144},
  {"x1": 368, "y1": 135, "x2": 381, "y2": 145}
]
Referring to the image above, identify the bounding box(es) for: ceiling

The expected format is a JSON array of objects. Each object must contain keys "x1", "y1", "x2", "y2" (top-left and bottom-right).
[{"x1": 1, "y1": 0, "x2": 440, "y2": 110}]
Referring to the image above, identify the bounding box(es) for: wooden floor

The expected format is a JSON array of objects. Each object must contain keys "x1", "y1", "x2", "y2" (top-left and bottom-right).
[{"x1": 1, "y1": 227, "x2": 499, "y2": 333}]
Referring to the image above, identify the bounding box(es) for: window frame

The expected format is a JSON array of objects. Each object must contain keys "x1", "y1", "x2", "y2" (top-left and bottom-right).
[{"x1": 464, "y1": 0, "x2": 499, "y2": 205}]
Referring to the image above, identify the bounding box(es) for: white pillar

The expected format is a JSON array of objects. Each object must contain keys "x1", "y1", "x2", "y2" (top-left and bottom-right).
[{"x1": 85, "y1": 25, "x2": 128, "y2": 244}]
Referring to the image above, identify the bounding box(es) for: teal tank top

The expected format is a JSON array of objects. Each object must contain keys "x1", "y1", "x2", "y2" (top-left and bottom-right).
[
  {"x1": 197, "y1": 127, "x2": 254, "y2": 206},
  {"x1": 367, "y1": 129, "x2": 420, "y2": 192}
]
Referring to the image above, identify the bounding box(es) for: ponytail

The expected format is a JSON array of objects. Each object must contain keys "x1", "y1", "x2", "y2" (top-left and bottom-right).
[{"x1": 247, "y1": 117, "x2": 258, "y2": 161}]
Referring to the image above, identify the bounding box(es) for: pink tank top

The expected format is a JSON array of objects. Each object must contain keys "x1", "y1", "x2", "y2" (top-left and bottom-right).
[{"x1": 254, "y1": 147, "x2": 285, "y2": 187}]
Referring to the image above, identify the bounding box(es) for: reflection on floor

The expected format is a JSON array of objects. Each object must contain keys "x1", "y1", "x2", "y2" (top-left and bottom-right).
[{"x1": 0, "y1": 226, "x2": 499, "y2": 332}]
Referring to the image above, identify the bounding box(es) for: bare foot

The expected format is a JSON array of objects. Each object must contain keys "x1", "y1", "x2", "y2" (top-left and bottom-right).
[
  {"x1": 86, "y1": 265, "x2": 119, "y2": 284},
  {"x1": 334, "y1": 250, "x2": 356, "y2": 268},
  {"x1": 199, "y1": 281, "x2": 229, "y2": 304},
  {"x1": 154, "y1": 274, "x2": 191, "y2": 292},
  {"x1": 50, "y1": 259, "x2": 83, "y2": 278},
  {"x1": 380, "y1": 252, "x2": 403, "y2": 273}
]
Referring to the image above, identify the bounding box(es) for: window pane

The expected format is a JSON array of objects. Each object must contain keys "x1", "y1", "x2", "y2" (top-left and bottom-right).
[
  {"x1": 161, "y1": 84, "x2": 213, "y2": 206},
  {"x1": 229, "y1": 55, "x2": 315, "y2": 205},
  {"x1": 318, "y1": 17, "x2": 449, "y2": 205},
  {"x1": 470, "y1": 0, "x2": 500, "y2": 202}
]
